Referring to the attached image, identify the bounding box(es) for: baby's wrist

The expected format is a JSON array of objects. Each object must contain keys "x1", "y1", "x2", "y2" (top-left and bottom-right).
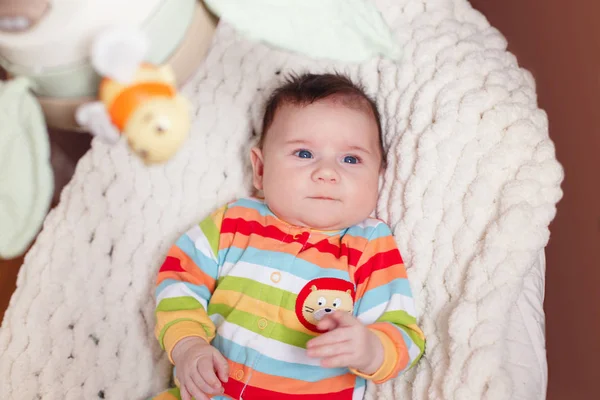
[
  {"x1": 171, "y1": 336, "x2": 209, "y2": 364},
  {"x1": 358, "y1": 330, "x2": 385, "y2": 375}
]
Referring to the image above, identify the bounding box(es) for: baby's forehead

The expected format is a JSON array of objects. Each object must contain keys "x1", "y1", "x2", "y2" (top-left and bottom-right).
[
  {"x1": 284, "y1": 96, "x2": 376, "y2": 120},
  {"x1": 269, "y1": 98, "x2": 379, "y2": 136}
]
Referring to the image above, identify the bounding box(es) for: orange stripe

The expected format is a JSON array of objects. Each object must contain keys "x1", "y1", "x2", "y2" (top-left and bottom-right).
[
  {"x1": 108, "y1": 81, "x2": 175, "y2": 130},
  {"x1": 226, "y1": 360, "x2": 356, "y2": 394},
  {"x1": 223, "y1": 230, "x2": 361, "y2": 274},
  {"x1": 357, "y1": 235, "x2": 400, "y2": 267},
  {"x1": 219, "y1": 231, "x2": 236, "y2": 251},
  {"x1": 156, "y1": 246, "x2": 217, "y2": 291},
  {"x1": 355, "y1": 263, "x2": 406, "y2": 299},
  {"x1": 224, "y1": 228, "x2": 348, "y2": 269},
  {"x1": 224, "y1": 204, "x2": 265, "y2": 222},
  {"x1": 358, "y1": 262, "x2": 407, "y2": 289}
]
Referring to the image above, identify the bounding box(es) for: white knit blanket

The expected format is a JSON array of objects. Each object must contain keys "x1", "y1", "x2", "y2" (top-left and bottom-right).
[{"x1": 0, "y1": 1, "x2": 563, "y2": 399}]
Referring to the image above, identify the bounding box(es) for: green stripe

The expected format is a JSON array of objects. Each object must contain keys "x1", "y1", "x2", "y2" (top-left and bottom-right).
[
  {"x1": 147, "y1": 387, "x2": 180, "y2": 400},
  {"x1": 403, "y1": 325, "x2": 426, "y2": 367},
  {"x1": 377, "y1": 312, "x2": 425, "y2": 367},
  {"x1": 379, "y1": 310, "x2": 417, "y2": 326},
  {"x1": 199, "y1": 215, "x2": 220, "y2": 257},
  {"x1": 156, "y1": 296, "x2": 205, "y2": 312},
  {"x1": 208, "y1": 303, "x2": 316, "y2": 347},
  {"x1": 217, "y1": 276, "x2": 297, "y2": 311}
]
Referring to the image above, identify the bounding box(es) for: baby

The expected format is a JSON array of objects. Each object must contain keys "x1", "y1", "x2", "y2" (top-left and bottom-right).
[{"x1": 152, "y1": 73, "x2": 425, "y2": 400}]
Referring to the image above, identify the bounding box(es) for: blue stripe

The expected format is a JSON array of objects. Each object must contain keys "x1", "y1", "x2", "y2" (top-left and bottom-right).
[
  {"x1": 155, "y1": 279, "x2": 212, "y2": 302},
  {"x1": 221, "y1": 246, "x2": 351, "y2": 281},
  {"x1": 399, "y1": 328, "x2": 414, "y2": 350},
  {"x1": 355, "y1": 278, "x2": 413, "y2": 314},
  {"x1": 346, "y1": 220, "x2": 390, "y2": 241},
  {"x1": 212, "y1": 334, "x2": 348, "y2": 381},
  {"x1": 175, "y1": 233, "x2": 219, "y2": 278},
  {"x1": 230, "y1": 197, "x2": 271, "y2": 216},
  {"x1": 355, "y1": 377, "x2": 366, "y2": 388}
]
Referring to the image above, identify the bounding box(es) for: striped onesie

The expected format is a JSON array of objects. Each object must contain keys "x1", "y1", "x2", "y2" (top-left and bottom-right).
[{"x1": 153, "y1": 197, "x2": 425, "y2": 400}]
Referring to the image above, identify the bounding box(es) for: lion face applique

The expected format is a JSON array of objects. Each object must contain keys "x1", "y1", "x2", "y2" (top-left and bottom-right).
[{"x1": 295, "y1": 277, "x2": 355, "y2": 332}]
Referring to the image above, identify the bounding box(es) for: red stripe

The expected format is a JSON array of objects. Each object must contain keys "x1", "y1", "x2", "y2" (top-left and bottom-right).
[
  {"x1": 223, "y1": 378, "x2": 354, "y2": 400},
  {"x1": 158, "y1": 256, "x2": 185, "y2": 273},
  {"x1": 222, "y1": 218, "x2": 289, "y2": 242},
  {"x1": 222, "y1": 218, "x2": 363, "y2": 262},
  {"x1": 303, "y1": 241, "x2": 363, "y2": 267},
  {"x1": 354, "y1": 249, "x2": 402, "y2": 285},
  {"x1": 346, "y1": 243, "x2": 363, "y2": 267}
]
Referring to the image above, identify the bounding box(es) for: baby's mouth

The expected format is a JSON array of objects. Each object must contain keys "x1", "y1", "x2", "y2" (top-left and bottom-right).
[{"x1": 308, "y1": 196, "x2": 339, "y2": 201}]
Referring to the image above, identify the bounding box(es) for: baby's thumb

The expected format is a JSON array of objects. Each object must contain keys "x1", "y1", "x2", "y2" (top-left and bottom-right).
[
  {"x1": 317, "y1": 316, "x2": 338, "y2": 331},
  {"x1": 213, "y1": 352, "x2": 229, "y2": 383}
]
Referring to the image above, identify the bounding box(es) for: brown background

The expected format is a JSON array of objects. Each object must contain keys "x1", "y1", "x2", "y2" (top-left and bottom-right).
[
  {"x1": 1, "y1": 1, "x2": 599, "y2": 399},
  {"x1": 469, "y1": 1, "x2": 600, "y2": 399}
]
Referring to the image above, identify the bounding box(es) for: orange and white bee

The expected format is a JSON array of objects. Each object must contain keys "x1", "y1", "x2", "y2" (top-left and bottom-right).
[{"x1": 76, "y1": 26, "x2": 191, "y2": 164}]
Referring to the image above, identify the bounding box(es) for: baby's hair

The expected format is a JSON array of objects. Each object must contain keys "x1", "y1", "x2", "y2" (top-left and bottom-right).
[{"x1": 260, "y1": 72, "x2": 386, "y2": 166}]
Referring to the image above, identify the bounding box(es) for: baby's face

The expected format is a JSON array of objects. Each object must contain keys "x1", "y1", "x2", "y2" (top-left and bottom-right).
[{"x1": 251, "y1": 100, "x2": 382, "y2": 230}]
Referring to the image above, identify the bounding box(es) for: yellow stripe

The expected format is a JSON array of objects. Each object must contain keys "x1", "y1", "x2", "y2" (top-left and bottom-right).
[
  {"x1": 350, "y1": 329, "x2": 398, "y2": 382},
  {"x1": 156, "y1": 309, "x2": 214, "y2": 338},
  {"x1": 210, "y1": 289, "x2": 315, "y2": 336},
  {"x1": 160, "y1": 320, "x2": 210, "y2": 364}
]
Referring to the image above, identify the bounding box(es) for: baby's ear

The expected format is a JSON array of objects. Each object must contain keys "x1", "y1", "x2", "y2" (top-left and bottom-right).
[
  {"x1": 311, "y1": 285, "x2": 317, "y2": 292},
  {"x1": 250, "y1": 147, "x2": 264, "y2": 191},
  {"x1": 346, "y1": 289, "x2": 351, "y2": 294}
]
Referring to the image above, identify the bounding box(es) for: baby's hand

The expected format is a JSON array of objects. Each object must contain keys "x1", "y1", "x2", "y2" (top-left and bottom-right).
[
  {"x1": 306, "y1": 311, "x2": 384, "y2": 375},
  {"x1": 171, "y1": 337, "x2": 229, "y2": 400}
]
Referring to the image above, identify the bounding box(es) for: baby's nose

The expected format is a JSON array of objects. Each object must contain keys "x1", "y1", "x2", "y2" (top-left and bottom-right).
[{"x1": 312, "y1": 165, "x2": 339, "y2": 183}]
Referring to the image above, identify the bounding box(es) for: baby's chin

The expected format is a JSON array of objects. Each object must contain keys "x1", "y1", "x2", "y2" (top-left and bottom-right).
[{"x1": 267, "y1": 200, "x2": 374, "y2": 230}]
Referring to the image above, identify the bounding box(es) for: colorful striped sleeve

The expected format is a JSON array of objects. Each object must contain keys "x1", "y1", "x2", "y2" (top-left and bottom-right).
[
  {"x1": 154, "y1": 204, "x2": 228, "y2": 363},
  {"x1": 350, "y1": 222, "x2": 425, "y2": 383}
]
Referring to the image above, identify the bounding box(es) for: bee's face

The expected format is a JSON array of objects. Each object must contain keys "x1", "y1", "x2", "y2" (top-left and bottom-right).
[{"x1": 124, "y1": 96, "x2": 190, "y2": 164}]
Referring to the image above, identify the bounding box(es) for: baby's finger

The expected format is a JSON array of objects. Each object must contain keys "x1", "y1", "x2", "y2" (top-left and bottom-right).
[
  {"x1": 186, "y1": 370, "x2": 213, "y2": 400},
  {"x1": 307, "y1": 327, "x2": 353, "y2": 349},
  {"x1": 316, "y1": 315, "x2": 338, "y2": 331},
  {"x1": 186, "y1": 370, "x2": 210, "y2": 400},
  {"x1": 197, "y1": 364, "x2": 224, "y2": 394},
  {"x1": 213, "y1": 351, "x2": 230, "y2": 383},
  {"x1": 179, "y1": 386, "x2": 192, "y2": 400},
  {"x1": 307, "y1": 341, "x2": 352, "y2": 359}
]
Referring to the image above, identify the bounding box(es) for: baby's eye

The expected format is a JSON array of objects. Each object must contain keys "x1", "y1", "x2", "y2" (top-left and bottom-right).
[
  {"x1": 332, "y1": 298, "x2": 341, "y2": 308},
  {"x1": 294, "y1": 149, "x2": 313, "y2": 159},
  {"x1": 317, "y1": 297, "x2": 326, "y2": 306},
  {"x1": 343, "y1": 155, "x2": 360, "y2": 164}
]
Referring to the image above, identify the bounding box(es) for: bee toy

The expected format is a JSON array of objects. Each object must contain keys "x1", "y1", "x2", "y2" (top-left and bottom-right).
[{"x1": 76, "y1": 26, "x2": 191, "y2": 164}]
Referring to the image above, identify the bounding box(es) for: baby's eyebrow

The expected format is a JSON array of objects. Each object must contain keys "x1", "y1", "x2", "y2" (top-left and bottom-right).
[
  {"x1": 346, "y1": 145, "x2": 371, "y2": 155},
  {"x1": 284, "y1": 139, "x2": 312, "y2": 146}
]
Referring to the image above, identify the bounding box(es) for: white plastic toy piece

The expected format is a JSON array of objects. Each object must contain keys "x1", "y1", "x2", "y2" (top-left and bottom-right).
[
  {"x1": 90, "y1": 25, "x2": 150, "y2": 84},
  {"x1": 76, "y1": 25, "x2": 191, "y2": 164},
  {"x1": 74, "y1": 101, "x2": 121, "y2": 144}
]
